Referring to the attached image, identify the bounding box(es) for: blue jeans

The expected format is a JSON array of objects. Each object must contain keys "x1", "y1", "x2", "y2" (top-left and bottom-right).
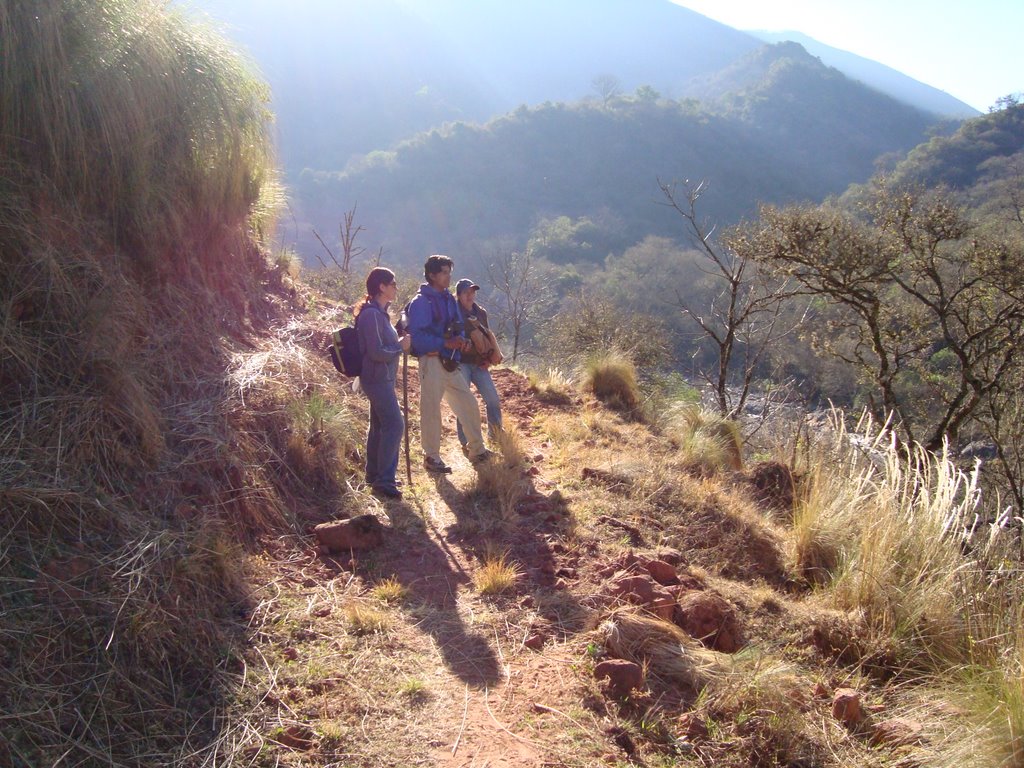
[
  {"x1": 456, "y1": 363, "x2": 502, "y2": 447},
  {"x1": 361, "y1": 375, "x2": 404, "y2": 491}
]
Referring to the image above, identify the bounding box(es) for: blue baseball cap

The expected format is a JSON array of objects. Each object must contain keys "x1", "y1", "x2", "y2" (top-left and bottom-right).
[{"x1": 455, "y1": 278, "x2": 480, "y2": 295}]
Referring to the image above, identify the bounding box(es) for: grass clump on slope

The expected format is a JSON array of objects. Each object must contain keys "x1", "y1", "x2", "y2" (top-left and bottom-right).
[{"x1": 0, "y1": 1, "x2": 303, "y2": 765}]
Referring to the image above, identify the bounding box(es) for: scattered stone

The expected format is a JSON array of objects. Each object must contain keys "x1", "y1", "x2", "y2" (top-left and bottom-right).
[
  {"x1": 313, "y1": 514, "x2": 385, "y2": 552},
  {"x1": 813, "y1": 681, "x2": 830, "y2": 700},
  {"x1": 871, "y1": 717, "x2": 925, "y2": 747},
  {"x1": 282, "y1": 647, "x2": 299, "y2": 661},
  {"x1": 643, "y1": 559, "x2": 680, "y2": 586},
  {"x1": 606, "y1": 572, "x2": 677, "y2": 620},
  {"x1": 275, "y1": 724, "x2": 314, "y2": 750},
  {"x1": 673, "y1": 591, "x2": 742, "y2": 652},
  {"x1": 524, "y1": 633, "x2": 546, "y2": 650},
  {"x1": 831, "y1": 688, "x2": 864, "y2": 725},
  {"x1": 311, "y1": 605, "x2": 332, "y2": 618},
  {"x1": 676, "y1": 712, "x2": 709, "y2": 741},
  {"x1": 595, "y1": 659, "x2": 644, "y2": 699}
]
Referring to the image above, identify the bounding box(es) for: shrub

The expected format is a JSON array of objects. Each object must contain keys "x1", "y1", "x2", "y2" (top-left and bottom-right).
[{"x1": 581, "y1": 350, "x2": 642, "y2": 414}]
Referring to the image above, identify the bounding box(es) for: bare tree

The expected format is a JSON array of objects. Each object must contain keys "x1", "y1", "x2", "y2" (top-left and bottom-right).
[
  {"x1": 592, "y1": 74, "x2": 621, "y2": 107},
  {"x1": 486, "y1": 248, "x2": 549, "y2": 363},
  {"x1": 339, "y1": 204, "x2": 365, "y2": 272},
  {"x1": 312, "y1": 203, "x2": 365, "y2": 272},
  {"x1": 659, "y1": 179, "x2": 804, "y2": 418}
]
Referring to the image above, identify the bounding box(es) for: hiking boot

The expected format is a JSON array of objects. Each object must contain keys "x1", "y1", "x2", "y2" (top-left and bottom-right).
[
  {"x1": 371, "y1": 485, "x2": 403, "y2": 499},
  {"x1": 423, "y1": 456, "x2": 453, "y2": 474},
  {"x1": 469, "y1": 449, "x2": 496, "y2": 466}
]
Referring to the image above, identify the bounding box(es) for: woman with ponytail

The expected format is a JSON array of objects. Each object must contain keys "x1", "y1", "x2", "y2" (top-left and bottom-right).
[{"x1": 355, "y1": 267, "x2": 411, "y2": 498}]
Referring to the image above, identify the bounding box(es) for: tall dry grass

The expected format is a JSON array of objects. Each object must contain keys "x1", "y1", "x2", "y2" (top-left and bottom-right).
[
  {"x1": 1, "y1": 0, "x2": 273, "y2": 276},
  {"x1": 0, "y1": 1, "x2": 282, "y2": 765},
  {"x1": 791, "y1": 413, "x2": 1024, "y2": 765}
]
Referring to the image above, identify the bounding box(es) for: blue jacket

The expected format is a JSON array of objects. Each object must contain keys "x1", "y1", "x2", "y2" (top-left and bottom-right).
[
  {"x1": 356, "y1": 301, "x2": 401, "y2": 384},
  {"x1": 407, "y1": 283, "x2": 465, "y2": 361}
]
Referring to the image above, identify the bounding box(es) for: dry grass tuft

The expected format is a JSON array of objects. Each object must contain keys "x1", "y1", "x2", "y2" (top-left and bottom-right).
[
  {"x1": 597, "y1": 609, "x2": 726, "y2": 692},
  {"x1": 665, "y1": 403, "x2": 744, "y2": 472},
  {"x1": 473, "y1": 549, "x2": 522, "y2": 596},
  {"x1": 372, "y1": 576, "x2": 409, "y2": 604},
  {"x1": 344, "y1": 602, "x2": 392, "y2": 635},
  {"x1": 527, "y1": 366, "x2": 575, "y2": 405},
  {"x1": 473, "y1": 425, "x2": 532, "y2": 518},
  {"x1": 580, "y1": 351, "x2": 642, "y2": 414}
]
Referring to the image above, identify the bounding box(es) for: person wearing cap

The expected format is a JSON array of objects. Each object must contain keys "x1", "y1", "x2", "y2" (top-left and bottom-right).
[
  {"x1": 406, "y1": 255, "x2": 492, "y2": 473},
  {"x1": 455, "y1": 278, "x2": 503, "y2": 452}
]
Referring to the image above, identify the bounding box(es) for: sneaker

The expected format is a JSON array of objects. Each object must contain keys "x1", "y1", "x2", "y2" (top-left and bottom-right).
[
  {"x1": 371, "y1": 485, "x2": 403, "y2": 499},
  {"x1": 470, "y1": 449, "x2": 496, "y2": 466},
  {"x1": 423, "y1": 456, "x2": 453, "y2": 474}
]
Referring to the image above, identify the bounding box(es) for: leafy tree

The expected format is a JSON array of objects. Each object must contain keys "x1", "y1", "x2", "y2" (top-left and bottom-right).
[
  {"x1": 732, "y1": 179, "x2": 1024, "y2": 453},
  {"x1": 539, "y1": 290, "x2": 673, "y2": 371}
]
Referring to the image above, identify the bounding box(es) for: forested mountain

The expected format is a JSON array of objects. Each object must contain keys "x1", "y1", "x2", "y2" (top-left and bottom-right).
[
  {"x1": 299, "y1": 45, "x2": 937, "y2": 272},
  {"x1": 883, "y1": 98, "x2": 1024, "y2": 191},
  {"x1": 188, "y1": 0, "x2": 957, "y2": 267},
  {"x1": 752, "y1": 30, "x2": 979, "y2": 118},
  {"x1": 190, "y1": 0, "x2": 761, "y2": 173}
]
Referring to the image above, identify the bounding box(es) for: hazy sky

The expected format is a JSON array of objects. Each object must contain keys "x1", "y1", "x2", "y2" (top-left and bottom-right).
[{"x1": 673, "y1": 0, "x2": 1022, "y2": 112}]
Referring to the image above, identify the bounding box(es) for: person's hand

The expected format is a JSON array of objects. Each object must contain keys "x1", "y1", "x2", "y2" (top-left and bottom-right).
[
  {"x1": 443, "y1": 337, "x2": 463, "y2": 350},
  {"x1": 399, "y1": 334, "x2": 411, "y2": 352}
]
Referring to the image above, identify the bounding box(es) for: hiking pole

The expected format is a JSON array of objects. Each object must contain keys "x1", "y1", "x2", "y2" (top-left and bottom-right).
[{"x1": 402, "y1": 350, "x2": 412, "y2": 486}]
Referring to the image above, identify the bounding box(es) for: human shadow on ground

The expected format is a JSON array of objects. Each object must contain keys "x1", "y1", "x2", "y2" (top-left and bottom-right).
[
  {"x1": 358, "y1": 497, "x2": 504, "y2": 688},
  {"x1": 429, "y1": 459, "x2": 592, "y2": 639}
]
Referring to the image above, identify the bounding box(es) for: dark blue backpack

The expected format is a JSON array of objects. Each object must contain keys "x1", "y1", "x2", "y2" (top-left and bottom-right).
[{"x1": 328, "y1": 326, "x2": 361, "y2": 377}]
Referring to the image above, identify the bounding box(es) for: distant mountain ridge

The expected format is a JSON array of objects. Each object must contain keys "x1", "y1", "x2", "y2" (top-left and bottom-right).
[
  {"x1": 751, "y1": 30, "x2": 980, "y2": 118},
  {"x1": 300, "y1": 46, "x2": 936, "y2": 269},
  {"x1": 184, "y1": 0, "x2": 950, "y2": 264}
]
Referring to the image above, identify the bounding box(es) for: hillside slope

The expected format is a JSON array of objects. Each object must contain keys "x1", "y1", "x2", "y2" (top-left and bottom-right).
[{"x1": 213, "y1": 283, "x2": 997, "y2": 767}]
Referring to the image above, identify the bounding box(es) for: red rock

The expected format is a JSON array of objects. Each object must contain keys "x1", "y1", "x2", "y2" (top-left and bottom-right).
[
  {"x1": 607, "y1": 573, "x2": 677, "y2": 620},
  {"x1": 831, "y1": 688, "x2": 863, "y2": 725},
  {"x1": 594, "y1": 659, "x2": 644, "y2": 698},
  {"x1": 313, "y1": 514, "x2": 385, "y2": 552},
  {"x1": 673, "y1": 591, "x2": 742, "y2": 652},
  {"x1": 643, "y1": 559, "x2": 680, "y2": 586},
  {"x1": 676, "y1": 712, "x2": 709, "y2": 741},
  {"x1": 524, "y1": 633, "x2": 546, "y2": 650}
]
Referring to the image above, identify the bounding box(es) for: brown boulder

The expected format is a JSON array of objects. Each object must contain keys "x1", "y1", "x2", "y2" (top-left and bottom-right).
[
  {"x1": 642, "y1": 559, "x2": 680, "y2": 586},
  {"x1": 673, "y1": 591, "x2": 742, "y2": 653},
  {"x1": 314, "y1": 514, "x2": 385, "y2": 552},
  {"x1": 594, "y1": 659, "x2": 644, "y2": 698},
  {"x1": 831, "y1": 688, "x2": 864, "y2": 725},
  {"x1": 607, "y1": 572, "x2": 677, "y2": 620}
]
